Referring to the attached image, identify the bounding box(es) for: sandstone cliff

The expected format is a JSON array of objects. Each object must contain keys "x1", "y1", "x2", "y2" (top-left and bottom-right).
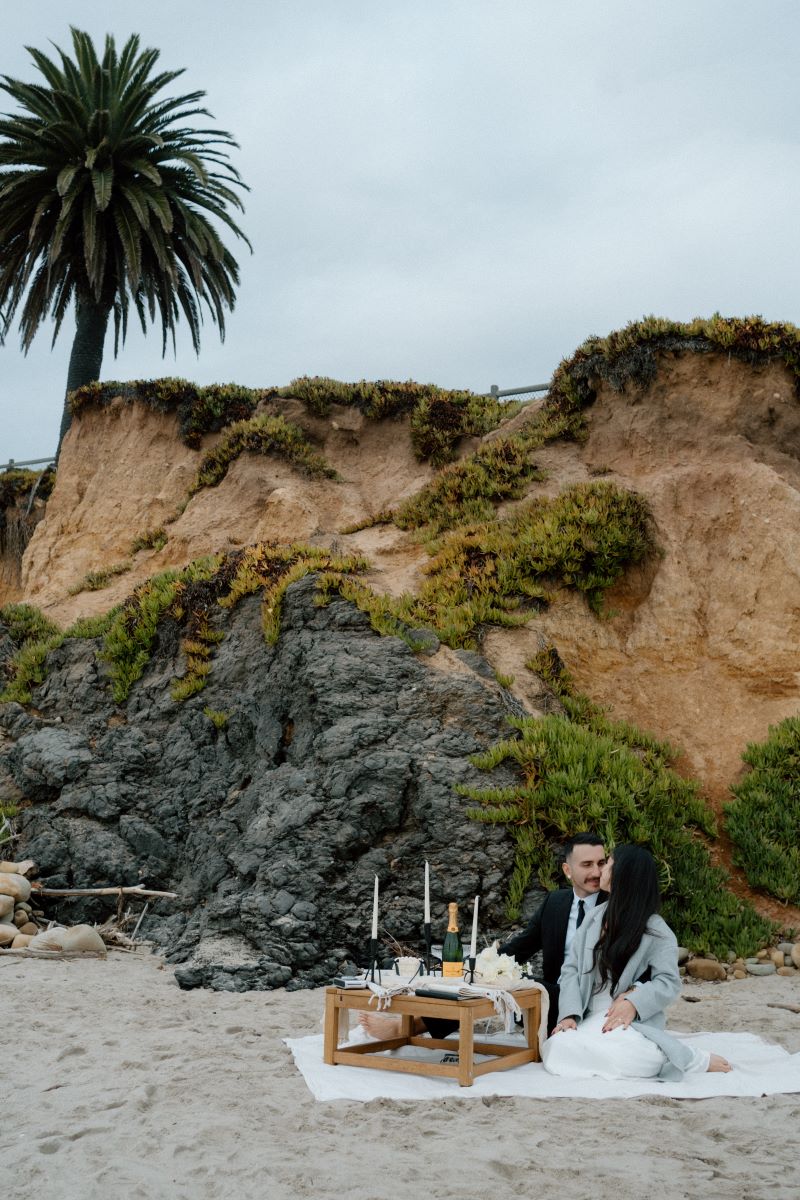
[{"x1": 11, "y1": 352, "x2": 800, "y2": 808}]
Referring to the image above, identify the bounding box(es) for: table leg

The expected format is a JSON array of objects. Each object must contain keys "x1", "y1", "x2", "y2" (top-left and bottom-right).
[
  {"x1": 458, "y1": 1010, "x2": 474, "y2": 1087},
  {"x1": 323, "y1": 992, "x2": 339, "y2": 1065},
  {"x1": 523, "y1": 993, "x2": 541, "y2": 1059}
]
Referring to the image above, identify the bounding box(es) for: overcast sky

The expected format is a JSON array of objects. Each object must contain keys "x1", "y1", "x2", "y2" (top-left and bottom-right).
[{"x1": 1, "y1": 1, "x2": 798, "y2": 461}]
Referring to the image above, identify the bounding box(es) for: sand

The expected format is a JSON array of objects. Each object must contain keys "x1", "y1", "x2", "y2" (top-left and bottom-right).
[{"x1": 5, "y1": 951, "x2": 799, "y2": 1200}]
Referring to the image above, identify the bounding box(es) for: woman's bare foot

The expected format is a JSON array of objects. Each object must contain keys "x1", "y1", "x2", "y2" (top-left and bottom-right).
[
  {"x1": 707, "y1": 1053, "x2": 732, "y2": 1073},
  {"x1": 358, "y1": 1012, "x2": 403, "y2": 1039}
]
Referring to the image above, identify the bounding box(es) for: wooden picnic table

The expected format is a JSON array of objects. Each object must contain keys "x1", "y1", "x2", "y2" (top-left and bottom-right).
[{"x1": 323, "y1": 985, "x2": 541, "y2": 1088}]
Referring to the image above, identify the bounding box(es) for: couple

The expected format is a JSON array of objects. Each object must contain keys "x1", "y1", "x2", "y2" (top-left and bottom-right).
[
  {"x1": 363, "y1": 833, "x2": 731, "y2": 1080},
  {"x1": 537, "y1": 837, "x2": 732, "y2": 1080}
]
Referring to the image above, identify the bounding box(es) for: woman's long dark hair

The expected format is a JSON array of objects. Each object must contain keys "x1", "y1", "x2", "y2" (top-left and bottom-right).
[{"x1": 593, "y1": 844, "x2": 661, "y2": 994}]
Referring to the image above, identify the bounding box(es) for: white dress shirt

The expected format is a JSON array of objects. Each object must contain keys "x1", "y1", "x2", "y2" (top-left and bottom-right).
[{"x1": 564, "y1": 890, "x2": 600, "y2": 955}]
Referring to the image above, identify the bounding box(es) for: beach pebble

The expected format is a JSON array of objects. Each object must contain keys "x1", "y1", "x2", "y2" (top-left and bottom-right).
[
  {"x1": 0, "y1": 859, "x2": 34, "y2": 874},
  {"x1": 0, "y1": 895, "x2": 13, "y2": 920},
  {"x1": 756, "y1": 948, "x2": 769, "y2": 960},
  {"x1": 776, "y1": 942, "x2": 795, "y2": 954},
  {"x1": 13, "y1": 909, "x2": 28, "y2": 928},
  {"x1": 0, "y1": 874, "x2": 31, "y2": 902},
  {"x1": 770, "y1": 950, "x2": 785, "y2": 969},
  {"x1": 19, "y1": 921, "x2": 38, "y2": 935},
  {"x1": 677, "y1": 946, "x2": 690, "y2": 964},
  {"x1": 746, "y1": 962, "x2": 776, "y2": 976},
  {"x1": 686, "y1": 958, "x2": 726, "y2": 981},
  {"x1": 732, "y1": 970, "x2": 747, "y2": 979},
  {"x1": 0, "y1": 923, "x2": 18, "y2": 945},
  {"x1": 11, "y1": 933, "x2": 32, "y2": 948},
  {"x1": 791, "y1": 945, "x2": 800, "y2": 970},
  {"x1": 777, "y1": 967, "x2": 797, "y2": 976}
]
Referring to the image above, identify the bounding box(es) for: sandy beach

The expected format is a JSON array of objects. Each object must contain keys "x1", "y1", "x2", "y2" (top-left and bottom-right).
[{"x1": 5, "y1": 950, "x2": 799, "y2": 1200}]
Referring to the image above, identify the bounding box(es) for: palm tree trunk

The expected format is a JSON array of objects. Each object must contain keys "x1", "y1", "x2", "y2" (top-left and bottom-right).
[{"x1": 57, "y1": 297, "x2": 110, "y2": 454}]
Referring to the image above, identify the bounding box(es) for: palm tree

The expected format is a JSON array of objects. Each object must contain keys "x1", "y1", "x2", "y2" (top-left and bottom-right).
[{"x1": 0, "y1": 27, "x2": 250, "y2": 451}]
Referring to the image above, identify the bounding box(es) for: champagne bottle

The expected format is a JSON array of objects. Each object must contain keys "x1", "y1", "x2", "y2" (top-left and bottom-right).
[{"x1": 441, "y1": 901, "x2": 463, "y2": 979}]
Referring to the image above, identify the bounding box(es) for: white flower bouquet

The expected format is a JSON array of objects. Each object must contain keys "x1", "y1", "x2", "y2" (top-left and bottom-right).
[{"x1": 474, "y1": 940, "x2": 522, "y2": 984}]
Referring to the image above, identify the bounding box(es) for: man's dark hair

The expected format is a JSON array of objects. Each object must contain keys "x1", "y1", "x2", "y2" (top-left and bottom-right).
[{"x1": 562, "y1": 832, "x2": 604, "y2": 860}]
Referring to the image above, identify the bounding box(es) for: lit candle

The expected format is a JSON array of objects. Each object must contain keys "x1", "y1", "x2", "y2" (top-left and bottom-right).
[
  {"x1": 469, "y1": 895, "x2": 479, "y2": 958},
  {"x1": 424, "y1": 861, "x2": 430, "y2": 924},
  {"x1": 371, "y1": 875, "x2": 379, "y2": 940}
]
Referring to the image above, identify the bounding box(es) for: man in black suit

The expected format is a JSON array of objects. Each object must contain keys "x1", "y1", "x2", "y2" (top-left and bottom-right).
[{"x1": 499, "y1": 832, "x2": 607, "y2": 1033}]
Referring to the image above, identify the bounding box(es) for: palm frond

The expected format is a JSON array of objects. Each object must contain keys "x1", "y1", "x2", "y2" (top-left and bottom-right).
[{"x1": 0, "y1": 25, "x2": 249, "y2": 375}]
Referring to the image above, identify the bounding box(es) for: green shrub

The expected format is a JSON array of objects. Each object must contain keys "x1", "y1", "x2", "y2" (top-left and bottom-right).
[
  {"x1": 68, "y1": 373, "x2": 518, "y2": 466},
  {"x1": 190, "y1": 413, "x2": 338, "y2": 495},
  {"x1": 0, "y1": 605, "x2": 120, "y2": 703},
  {"x1": 458, "y1": 713, "x2": 776, "y2": 955},
  {"x1": 333, "y1": 482, "x2": 653, "y2": 650},
  {"x1": 0, "y1": 604, "x2": 62, "y2": 703},
  {"x1": 218, "y1": 543, "x2": 369, "y2": 645},
  {"x1": 203, "y1": 706, "x2": 230, "y2": 729},
  {"x1": 130, "y1": 527, "x2": 168, "y2": 554},
  {"x1": 69, "y1": 378, "x2": 268, "y2": 447},
  {"x1": 546, "y1": 313, "x2": 800, "y2": 418},
  {"x1": 0, "y1": 603, "x2": 60, "y2": 646},
  {"x1": 396, "y1": 408, "x2": 579, "y2": 533},
  {"x1": 69, "y1": 561, "x2": 132, "y2": 595},
  {"x1": 281, "y1": 376, "x2": 518, "y2": 465},
  {"x1": 725, "y1": 716, "x2": 800, "y2": 903},
  {"x1": 66, "y1": 611, "x2": 120, "y2": 639},
  {"x1": 0, "y1": 466, "x2": 55, "y2": 511},
  {"x1": 101, "y1": 557, "x2": 223, "y2": 703}
]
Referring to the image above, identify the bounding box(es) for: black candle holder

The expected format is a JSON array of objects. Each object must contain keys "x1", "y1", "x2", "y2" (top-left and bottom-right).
[
  {"x1": 368, "y1": 937, "x2": 380, "y2": 983},
  {"x1": 423, "y1": 920, "x2": 432, "y2": 976},
  {"x1": 466, "y1": 954, "x2": 476, "y2": 985}
]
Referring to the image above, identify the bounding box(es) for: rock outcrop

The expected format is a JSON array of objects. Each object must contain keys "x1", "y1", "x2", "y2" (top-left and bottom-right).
[{"x1": 0, "y1": 578, "x2": 522, "y2": 990}]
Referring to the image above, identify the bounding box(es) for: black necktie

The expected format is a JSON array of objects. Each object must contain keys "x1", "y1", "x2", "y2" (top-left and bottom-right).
[{"x1": 576, "y1": 899, "x2": 585, "y2": 929}]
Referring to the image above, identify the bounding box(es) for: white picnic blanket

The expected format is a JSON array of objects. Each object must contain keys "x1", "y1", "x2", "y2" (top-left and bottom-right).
[{"x1": 285, "y1": 1029, "x2": 800, "y2": 1103}]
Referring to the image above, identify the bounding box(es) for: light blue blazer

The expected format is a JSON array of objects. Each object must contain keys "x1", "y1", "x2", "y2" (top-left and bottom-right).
[{"x1": 557, "y1": 901, "x2": 695, "y2": 1081}]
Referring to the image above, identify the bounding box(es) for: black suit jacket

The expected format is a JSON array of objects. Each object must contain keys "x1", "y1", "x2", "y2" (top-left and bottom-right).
[{"x1": 498, "y1": 887, "x2": 575, "y2": 986}]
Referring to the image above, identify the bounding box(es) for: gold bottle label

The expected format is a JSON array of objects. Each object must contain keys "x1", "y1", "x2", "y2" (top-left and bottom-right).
[{"x1": 442, "y1": 960, "x2": 463, "y2": 978}]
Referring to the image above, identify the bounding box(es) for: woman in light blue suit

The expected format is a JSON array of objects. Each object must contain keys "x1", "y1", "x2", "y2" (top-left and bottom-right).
[{"x1": 542, "y1": 844, "x2": 731, "y2": 1080}]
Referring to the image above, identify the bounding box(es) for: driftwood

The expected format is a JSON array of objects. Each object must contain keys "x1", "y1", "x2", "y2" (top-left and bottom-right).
[
  {"x1": 32, "y1": 885, "x2": 177, "y2": 899},
  {"x1": 767, "y1": 1002, "x2": 800, "y2": 1014},
  {"x1": 0, "y1": 947, "x2": 108, "y2": 960}
]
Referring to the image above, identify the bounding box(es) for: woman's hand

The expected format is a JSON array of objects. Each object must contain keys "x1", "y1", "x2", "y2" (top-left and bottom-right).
[
  {"x1": 551, "y1": 1017, "x2": 578, "y2": 1035},
  {"x1": 602, "y1": 995, "x2": 636, "y2": 1033}
]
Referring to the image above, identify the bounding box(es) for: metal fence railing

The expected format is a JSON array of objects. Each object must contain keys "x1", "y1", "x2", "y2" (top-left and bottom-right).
[
  {"x1": 0, "y1": 456, "x2": 56, "y2": 471},
  {"x1": 488, "y1": 382, "x2": 549, "y2": 400}
]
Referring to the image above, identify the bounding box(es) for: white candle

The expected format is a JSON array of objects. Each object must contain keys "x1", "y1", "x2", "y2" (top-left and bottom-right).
[
  {"x1": 371, "y1": 875, "x2": 379, "y2": 940},
  {"x1": 469, "y1": 895, "x2": 479, "y2": 958},
  {"x1": 424, "y1": 861, "x2": 430, "y2": 924}
]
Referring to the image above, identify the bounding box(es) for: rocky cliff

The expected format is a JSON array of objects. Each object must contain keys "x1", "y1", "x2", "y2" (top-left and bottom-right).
[{"x1": 0, "y1": 577, "x2": 521, "y2": 990}]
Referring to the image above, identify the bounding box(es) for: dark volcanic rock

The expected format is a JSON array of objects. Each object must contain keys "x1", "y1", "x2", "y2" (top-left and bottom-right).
[{"x1": 1, "y1": 578, "x2": 522, "y2": 990}]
